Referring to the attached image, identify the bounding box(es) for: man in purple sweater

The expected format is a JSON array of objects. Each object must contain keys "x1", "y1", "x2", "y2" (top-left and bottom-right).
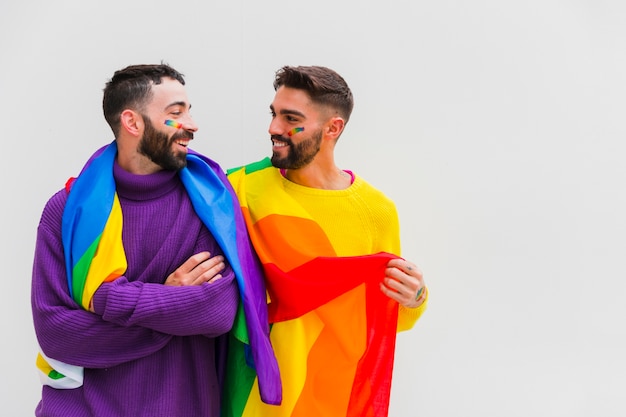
[{"x1": 31, "y1": 64, "x2": 280, "y2": 416}]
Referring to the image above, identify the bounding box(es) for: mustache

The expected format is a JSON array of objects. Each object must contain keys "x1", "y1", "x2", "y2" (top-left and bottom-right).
[
  {"x1": 271, "y1": 134, "x2": 292, "y2": 144},
  {"x1": 172, "y1": 131, "x2": 194, "y2": 141}
]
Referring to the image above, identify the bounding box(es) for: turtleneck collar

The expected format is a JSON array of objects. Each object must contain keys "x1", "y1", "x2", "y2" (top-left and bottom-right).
[{"x1": 113, "y1": 160, "x2": 181, "y2": 201}]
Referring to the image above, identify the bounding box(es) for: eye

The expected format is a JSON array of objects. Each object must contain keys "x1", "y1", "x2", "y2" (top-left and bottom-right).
[{"x1": 171, "y1": 111, "x2": 182, "y2": 116}]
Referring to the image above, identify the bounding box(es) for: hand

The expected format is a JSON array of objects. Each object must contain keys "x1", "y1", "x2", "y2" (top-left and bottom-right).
[
  {"x1": 380, "y1": 258, "x2": 427, "y2": 308},
  {"x1": 164, "y1": 251, "x2": 226, "y2": 286}
]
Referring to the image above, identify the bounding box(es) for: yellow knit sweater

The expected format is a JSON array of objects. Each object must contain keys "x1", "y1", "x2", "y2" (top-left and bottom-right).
[{"x1": 229, "y1": 162, "x2": 427, "y2": 331}]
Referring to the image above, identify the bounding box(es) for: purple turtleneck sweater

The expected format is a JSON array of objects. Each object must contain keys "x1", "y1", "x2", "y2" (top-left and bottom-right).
[{"x1": 31, "y1": 161, "x2": 239, "y2": 417}]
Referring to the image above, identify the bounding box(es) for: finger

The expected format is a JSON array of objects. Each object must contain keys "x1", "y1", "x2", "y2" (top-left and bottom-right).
[
  {"x1": 387, "y1": 258, "x2": 411, "y2": 272},
  {"x1": 205, "y1": 274, "x2": 223, "y2": 284},
  {"x1": 379, "y1": 282, "x2": 404, "y2": 304},
  {"x1": 192, "y1": 257, "x2": 226, "y2": 285},
  {"x1": 382, "y1": 277, "x2": 415, "y2": 306},
  {"x1": 381, "y1": 262, "x2": 427, "y2": 307},
  {"x1": 196, "y1": 263, "x2": 225, "y2": 284},
  {"x1": 386, "y1": 269, "x2": 422, "y2": 296},
  {"x1": 387, "y1": 258, "x2": 422, "y2": 277},
  {"x1": 385, "y1": 267, "x2": 417, "y2": 291},
  {"x1": 382, "y1": 275, "x2": 405, "y2": 294},
  {"x1": 179, "y1": 251, "x2": 212, "y2": 274},
  {"x1": 381, "y1": 279, "x2": 422, "y2": 308},
  {"x1": 164, "y1": 252, "x2": 213, "y2": 286},
  {"x1": 192, "y1": 254, "x2": 224, "y2": 272}
]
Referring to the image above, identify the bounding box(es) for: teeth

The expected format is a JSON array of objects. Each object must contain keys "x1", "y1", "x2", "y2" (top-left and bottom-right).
[{"x1": 176, "y1": 140, "x2": 189, "y2": 147}]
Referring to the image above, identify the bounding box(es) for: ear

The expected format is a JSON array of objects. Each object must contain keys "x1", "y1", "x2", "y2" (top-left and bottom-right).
[
  {"x1": 325, "y1": 116, "x2": 345, "y2": 140},
  {"x1": 120, "y1": 109, "x2": 143, "y2": 137}
]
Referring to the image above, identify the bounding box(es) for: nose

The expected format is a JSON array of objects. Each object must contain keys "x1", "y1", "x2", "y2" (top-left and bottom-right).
[
  {"x1": 268, "y1": 117, "x2": 282, "y2": 136},
  {"x1": 182, "y1": 115, "x2": 198, "y2": 133}
]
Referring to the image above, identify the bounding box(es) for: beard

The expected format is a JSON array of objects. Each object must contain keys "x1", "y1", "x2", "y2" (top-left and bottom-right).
[
  {"x1": 270, "y1": 128, "x2": 322, "y2": 169},
  {"x1": 138, "y1": 115, "x2": 190, "y2": 171}
]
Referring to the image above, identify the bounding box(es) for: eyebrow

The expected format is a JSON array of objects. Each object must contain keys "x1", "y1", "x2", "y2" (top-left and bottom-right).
[
  {"x1": 270, "y1": 104, "x2": 305, "y2": 118},
  {"x1": 165, "y1": 101, "x2": 192, "y2": 111}
]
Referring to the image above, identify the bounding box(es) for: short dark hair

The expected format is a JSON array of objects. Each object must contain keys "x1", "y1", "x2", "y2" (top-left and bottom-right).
[
  {"x1": 102, "y1": 63, "x2": 186, "y2": 136},
  {"x1": 273, "y1": 66, "x2": 354, "y2": 123}
]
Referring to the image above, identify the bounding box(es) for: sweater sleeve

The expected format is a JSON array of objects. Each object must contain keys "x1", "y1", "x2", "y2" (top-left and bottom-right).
[
  {"x1": 365, "y1": 185, "x2": 429, "y2": 333},
  {"x1": 90, "y1": 215, "x2": 239, "y2": 337},
  {"x1": 31, "y1": 191, "x2": 238, "y2": 369},
  {"x1": 397, "y1": 288, "x2": 429, "y2": 332},
  {"x1": 31, "y1": 192, "x2": 172, "y2": 368},
  {"x1": 91, "y1": 268, "x2": 238, "y2": 337}
]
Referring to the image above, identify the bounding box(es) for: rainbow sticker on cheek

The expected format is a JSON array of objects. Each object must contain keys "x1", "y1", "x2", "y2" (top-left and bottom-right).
[
  {"x1": 288, "y1": 127, "x2": 304, "y2": 137},
  {"x1": 164, "y1": 119, "x2": 183, "y2": 129}
]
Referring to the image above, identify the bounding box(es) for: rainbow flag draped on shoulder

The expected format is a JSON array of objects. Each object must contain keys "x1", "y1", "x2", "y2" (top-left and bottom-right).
[
  {"x1": 36, "y1": 142, "x2": 282, "y2": 406},
  {"x1": 224, "y1": 158, "x2": 401, "y2": 417}
]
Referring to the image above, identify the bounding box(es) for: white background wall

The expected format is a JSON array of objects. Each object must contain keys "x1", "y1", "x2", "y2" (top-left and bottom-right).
[{"x1": 1, "y1": 1, "x2": 625, "y2": 415}]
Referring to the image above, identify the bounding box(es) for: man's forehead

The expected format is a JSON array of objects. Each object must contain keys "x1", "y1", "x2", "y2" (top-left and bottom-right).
[
  {"x1": 272, "y1": 87, "x2": 315, "y2": 112},
  {"x1": 150, "y1": 79, "x2": 190, "y2": 108}
]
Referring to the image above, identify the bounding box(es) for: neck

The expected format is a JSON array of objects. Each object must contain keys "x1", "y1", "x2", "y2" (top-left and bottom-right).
[{"x1": 283, "y1": 164, "x2": 352, "y2": 190}]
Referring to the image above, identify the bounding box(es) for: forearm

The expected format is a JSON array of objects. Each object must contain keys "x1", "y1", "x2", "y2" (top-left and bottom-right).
[
  {"x1": 92, "y1": 270, "x2": 239, "y2": 337},
  {"x1": 33, "y1": 268, "x2": 171, "y2": 369},
  {"x1": 32, "y1": 221, "x2": 172, "y2": 368}
]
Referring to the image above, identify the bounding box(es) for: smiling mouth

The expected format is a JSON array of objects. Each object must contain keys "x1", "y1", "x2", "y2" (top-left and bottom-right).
[{"x1": 271, "y1": 136, "x2": 291, "y2": 148}]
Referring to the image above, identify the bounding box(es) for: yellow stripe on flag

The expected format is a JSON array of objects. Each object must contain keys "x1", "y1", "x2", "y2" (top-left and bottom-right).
[{"x1": 80, "y1": 194, "x2": 127, "y2": 309}]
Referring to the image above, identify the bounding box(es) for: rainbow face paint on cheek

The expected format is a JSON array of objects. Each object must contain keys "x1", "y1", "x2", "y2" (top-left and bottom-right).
[
  {"x1": 288, "y1": 127, "x2": 304, "y2": 137},
  {"x1": 164, "y1": 119, "x2": 183, "y2": 129}
]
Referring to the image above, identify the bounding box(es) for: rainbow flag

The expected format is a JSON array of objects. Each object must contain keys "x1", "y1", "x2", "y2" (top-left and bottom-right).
[
  {"x1": 224, "y1": 158, "x2": 400, "y2": 417},
  {"x1": 36, "y1": 143, "x2": 282, "y2": 406}
]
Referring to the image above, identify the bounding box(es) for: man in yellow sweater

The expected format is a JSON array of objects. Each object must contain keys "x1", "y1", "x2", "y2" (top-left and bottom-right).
[{"x1": 224, "y1": 65, "x2": 428, "y2": 417}]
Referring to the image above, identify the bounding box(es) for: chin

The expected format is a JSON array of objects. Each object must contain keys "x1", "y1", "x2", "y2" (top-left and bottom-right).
[{"x1": 270, "y1": 156, "x2": 286, "y2": 169}]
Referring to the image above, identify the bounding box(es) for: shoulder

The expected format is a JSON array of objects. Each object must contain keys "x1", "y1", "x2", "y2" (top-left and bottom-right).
[
  {"x1": 226, "y1": 157, "x2": 273, "y2": 177},
  {"x1": 353, "y1": 175, "x2": 396, "y2": 207},
  {"x1": 227, "y1": 158, "x2": 279, "y2": 199},
  {"x1": 38, "y1": 188, "x2": 68, "y2": 232}
]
